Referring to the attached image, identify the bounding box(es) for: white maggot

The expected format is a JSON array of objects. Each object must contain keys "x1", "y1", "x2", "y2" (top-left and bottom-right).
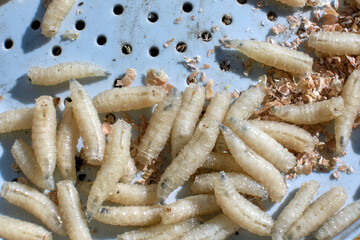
[
  {"x1": 0, "y1": 108, "x2": 33, "y2": 133},
  {"x1": 202, "y1": 90, "x2": 231, "y2": 123},
  {"x1": 201, "y1": 152, "x2": 244, "y2": 173}
]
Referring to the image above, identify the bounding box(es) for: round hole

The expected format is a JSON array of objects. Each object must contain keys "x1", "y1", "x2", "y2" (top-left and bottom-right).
[
  {"x1": 148, "y1": 12, "x2": 158, "y2": 23},
  {"x1": 220, "y1": 60, "x2": 231, "y2": 71},
  {"x1": 64, "y1": 97, "x2": 72, "y2": 104},
  {"x1": 237, "y1": 0, "x2": 247, "y2": 4},
  {"x1": 182, "y1": 2, "x2": 193, "y2": 13},
  {"x1": 113, "y1": 78, "x2": 123, "y2": 88},
  {"x1": 122, "y1": 44, "x2": 132, "y2": 54},
  {"x1": 31, "y1": 20, "x2": 41, "y2": 30},
  {"x1": 4, "y1": 38, "x2": 13, "y2": 49},
  {"x1": 149, "y1": 46, "x2": 159, "y2": 57},
  {"x1": 52, "y1": 46, "x2": 62, "y2": 56},
  {"x1": 267, "y1": 11, "x2": 277, "y2": 22},
  {"x1": 222, "y1": 14, "x2": 232, "y2": 25},
  {"x1": 200, "y1": 31, "x2": 212, "y2": 42},
  {"x1": 113, "y1": 4, "x2": 124, "y2": 15},
  {"x1": 176, "y1": 42, "x2": 187, "y2": 53},
  {"x1": 96, "y1": 35, "x2": 107, "y2": 45},
  {"x1": 75, "y1": 20, "x2": 86, "y2": 30}
]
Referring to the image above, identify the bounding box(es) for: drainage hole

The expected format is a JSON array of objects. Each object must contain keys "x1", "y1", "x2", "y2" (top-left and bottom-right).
[
  {"x1": 97, "y1": 35, "x2": 107, "y2": 45},
  {"x1": 267, "y1": 11, "x2": 277, "y2": 22},
  {"x1": 222, "y1": 14, "x2": 232, "y2": 25},
  {"x1": 52, "y1": 46, "x2": 62, "y2": 56},
  {"x1": 200, "y1": 31, "x2": 212, "y2": 42},
  {"x1": 31, "y1": 20, "x2": 41, "y2": 30},
  {"x1": 4, "y1": 38, "x2": 13, "y2": 49},
  {"x1": 237, "y1": 0, "x2": 247, "y2": 4},
  {"x1": 176, "y1": 42, "x2": 187, "y2": 53},
  {"x1": 182, "y1": 2, "x2": 193, "y2": 12},
  {"x1": 148, "y1": 12, "x2": 158, "y2": 22},
  {"x1": 113, "y1": 4, "x2": 124, "y2": 15},
  {"x1": 149, "y1": 46, "x2": 159, "y2": 57},
  {"x1": 220, "y1": 60, "x2": 231, "y2": 71},
  {"x1": 122, "y1": 44, "x2": 132, "y2": 54},
  {"x1": 75, "y1": 20, "x2": 86, "y2": 30}
]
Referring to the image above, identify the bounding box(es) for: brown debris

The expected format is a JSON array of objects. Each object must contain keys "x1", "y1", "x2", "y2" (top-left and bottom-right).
[
  {"x1": 17, "y1": 177, "x2": 28, "y2": 185},
  {"x1": 102, "y1": 122, "x2": 112, "y2": 135},
  {"x1": 164, "y1": 38, "x2": 175, "y2": 48},
  {"x1": 272, "y1": 24, "x2": 287, "y2": 34},
  {"x1": 46, "y1": 190, "x2": 58, "y2": 205},
  {"x1": 114, "y1": 68, "x2": 136, "y2": 88},
  {"x1": 174, "y1": 17, "x2": 182, "y2": 24},
  {"x1": 145, "y1": 69, "x2": 173, "y2": 93},
  {"x1": 207, "y1": 49, "x2": 215, "y2": 56},
  {"x1": 187, "y1": 69, "x2": 200, "y2": 85},
  {"x1": 201, "y1": 63, "x2": 210, "y2": 69},
  {"x1": 205, "y1": 79, "x2": 214, "y2": 100}
]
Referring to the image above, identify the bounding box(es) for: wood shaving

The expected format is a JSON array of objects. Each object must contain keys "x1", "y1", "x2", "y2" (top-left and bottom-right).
[
  {"x1": 46, "y1": 190, "x2": 58, "y2": 205},
  {"x1": 191, "y1": 16, "x2": 195, "y2": 20},
  {"x1": 174, "y1": 17, "x2": 181, "y2": 24},
  {"x1": 102, "y1": 122, "x2": 112, "y2": 135},
  {"x1": 211, "y1": 25, "x2": 218, "y2": 33},
  {"x1": 272, "y1": 24, "x2": 287, "y2": 34},
  {"x1": 187, "y1": 69, "x2": 200, "y2": 85},
  {"x1": 11, "y1": 163, "x2": 20, "y2": 171},
  {"x1": 114, "y1": 68, "x2": 137, "y2": 88},
  {"x1": 332, "y1": 170, "x2": 339, "y2": 179},
  {"x1": 184, "y1": 57, "x2": 198, "y2": 70},
  {"x1": 145, "y1": 68, "x2": 173, "y2": 93},
  {"x1": 337, "y1": 164, "x2": 347, "y2": 172},
  {"x1": 347, "y1": 166, "x2": 354, "y2": 174},
  {"x1": 207, "y1": 49, "x2": 215, "y2": 56},
  {"x1": 201, "y1": 63, "x2": 210, "y2": 69},
  {"x1": 163, "y1": 38, "x2": 175, "y2": 48},
  {"x1": 62, "y1": 30, "x2": 79, "y2": 41},
  {"x1": 16, "y1": 177, "x2": 28, "y2": 185},
  {"x1": 200, "y1": 72, "x2": 206, "y2": 82},
  {"x1": 231, "y1": 90, "x2": 240, "y2": 99},
  {"x1": 205, "y1": 79, "x2": 214, "y2": 100}
]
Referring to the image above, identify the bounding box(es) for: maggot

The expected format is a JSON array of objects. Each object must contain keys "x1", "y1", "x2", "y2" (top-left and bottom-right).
[{"x1": 0, "y1": 108, "x2": 33, "y2": 133}]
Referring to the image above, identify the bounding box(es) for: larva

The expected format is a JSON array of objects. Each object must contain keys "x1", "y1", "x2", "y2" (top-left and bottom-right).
[
  {"x1": 70, "y1": 79, "x2": 105, "y2": 165},
  {"x1": 285, "y1": 186, "x2": 348, "y2": 240},
  {"x1": 28, "y1": 62, "x2": 109, "y2": 86},
  {"x1": 0, "y1": 108, "x2": 33, "y2": 133},
  {"x1": 57, "y1": 180, "x2": 92, "y2": 240},
  {"x1": 0, "y1": 214, "x2": 52, "y2": 240},
  {"x1": 93, "y1": 86, "x2": 166, "y2": 114},
  {"x1": 220, "y1": 124, "x2": 287, "y2": 202},
  {"x1": 87, "y1": 119, "x2": 132, "y2": 219},
  {"x1": 271, "y1": 180, "x2": 320, "y2": 240},
  {"x1": 171, "y1": 83, "x2": 205, "y2": 158},
  {"x1": 161, "y1": 194, "x2": 221, "y2": 224},
  {"x1": 190, "y1": 172, "x2": 268, "y2": 199},
  {"x1": 157, "y1": 119, "x2": 219, "y2": 204},
  {"x1": 271, "y1": 96, "x2": 344, "y2": 125},
  {"x1": 41, "y1": 0, "x2": 76, "y2": 37},
  {"x1": 201, "y1": 152, "x2": 244, "y2": 173},
  {"x1": 120, "y1": 157, "x2": 137, "y2": 183},
  {"x1": 335, "y1": 69, "x2": 360, "y2": 155},
  {"x1": 274, "y1": 0, "x2": 306, "y2": 7},
  {"x1": 32, "y1": 95, "x2": 57, "y2": 180},
  {"x1": 136, "y1": 87, "x2": 181, "y2": 165},
  {"x1": 0, "y1": 182, "x2": 66, "y2": 235},
  {"x1": 227, "y1": 39, "x2": 313, "y2": 75},
  {"x1": 202, "y1": 90, "x2": 231, "y2": 123},
  {"x1": 308, "y1": 31, "x2": 360, "y2": 55}
]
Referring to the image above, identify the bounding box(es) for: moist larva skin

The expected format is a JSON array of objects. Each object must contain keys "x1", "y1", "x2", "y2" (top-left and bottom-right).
[
  {"x1": 0, "y1": 108, "x2": 33, "y2": 133},
  {"x1": 272, "y1": 180, "x2": 320, "y2": 240},
  {"x1": 227, "y1": 39, "x2": 313, "y2": 75},
  {"x1": 0, "y1": 182, "x2": 66, "y2": 236},
  {"x1": 120, "y1": 157, "x2": 137, "y2": 183},
  {"x1": 285, "y1": 186, "x2": 348, "y2": 240},
  {"x1": 313, "y1": 199, "x2": 360, "y2": 240},
  {"x1": 32, "y1": 95, "x2": 57, "y2": 180},
  {"x1": 157, "y1": 119, "x2": 219, "y2": 204},
  {"x1": 271, "y1": 96, "x2": 345, "y2": 125},
  {"x1": 57, "y1": 180, "x2": 92, "y2": 240},
  {"x1": 220, "y1": 124, "x2": 287, "y2": 202},
  {"x1": 202, "y1": 90, "x2": 231, "y2": 123},
  {"x1": 250, "y1": 120, "x2": 318, "y2": 153},
  {"x1": 11, "y1": 139, "x2": 55, "y2": 190},
  {"x1": 161, "y1": 194, "x2": 221, "y2": 224},
  {"x1": 201, "y1": 152, "x2": 244, "y2": 173},
  {"x1": 136, "y1": 87, "x2": 181, "y2": 165},
  {"x1": 28, "y1": 62, "x2": 109, "y2": 85},
  {"x1": 93, "y1": 86, "x2": 166, "y2": 114},
  {"x1": 41, "y1": 0, "x2": 76, "y2": 37},
  {"x1": 190, "y1": 172, "x2": 268, "y2": 199},
  {"x1": 87, "y1": 119, "x2": 132, "y2": 219},
  {"x1": 70, "y1": 79, "x2": 105, "y2": 165},
  {"x1": 171, "y1": 83, "x2": 205, "y2": 158},
  {"x1": 335, "y1": 69, "x2": 360, "y2": 155},
  {"x1": 308, "y1": 32, "x2": 360, "y2": 55},
  {"x1": 0, "y1": 214, "x2": 53, "y2": 240}
]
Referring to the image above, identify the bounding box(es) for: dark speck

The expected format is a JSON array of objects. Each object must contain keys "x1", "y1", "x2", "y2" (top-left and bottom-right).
[
  {"x1": 100, "y1": 208, "x2": 109, "y2": 214},
  {"x1": 163, "y1": 104, "x2": 173, "y2": 111},
  {"x1": 117, "y1": 190, "x2": 120, "y2": 194},
  {"x1": 77, "y1": 173, "x2": 86, "y2": 181}
]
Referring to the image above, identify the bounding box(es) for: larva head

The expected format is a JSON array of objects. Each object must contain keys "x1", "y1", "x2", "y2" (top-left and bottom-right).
[
  {"x1": 150, "y1": 86, "x2": 167, "y2": 103},
  {"x1": 223, "y1": 39, "x2": 244, "y2": 51},
  {"x1": 328, "y1": 96, "x2": 344, "y2": 117},
  {"x1": 27, "y1": 68, "x2": 36, "y2": 83}
]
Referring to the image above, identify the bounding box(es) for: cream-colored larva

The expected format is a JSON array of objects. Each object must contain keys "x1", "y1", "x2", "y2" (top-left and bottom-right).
[
  {"x1": 226, "y1": 39, "x2": 313, "y2": 75},
  {"x1": 226, "y1": 119, "x2": 296, "y2": 172},
  {"x1": 250, "y1": 120, "x2": 318, "y2": 153},
  {"x1": 57, "y1": 101, "x2": 79, "y2": 181},
  {"x1": 313, "y1": 199, "x2": 360, "y2": 240},
  {"x1": 308, "y1": 31, "x2": 360, "y2": 55},
  {"x1": 285, "y1": 186, "x2": 348, "y2": 240},
  {"x1": 274, "y1": 0, "x2": 306, "y2": 7},
  {"x1": 190, "y1": 172, "x2": 268, "y2": 199},
  {"x1": 157, "y1": 119, "x2": 219, "y2": 204},
  {"x1": 87, "y1": 119, "x2": 132, "y2": 219},
  {"x1": 57, "y1": 180, "x2": 92, "y2": 240},
  {"x1": 220, "y1": 124, "x2": 287, "y2": 202},
  {"x1": 202, "y1": 90, "x2": 231, "y2": 123},
  {"x1": 271, "y1": 96, "x2": 345, "y2": 125},
  {"x1": 77, "y1": 181, "x2": 158, "y2": 206},
  {"x1": 271, "y1": 180, "x2": 320, "y2": 240},
  {"x1": 93, "y1": 205, "x2": 162, "y2": 226},
  {"x1": 28, "y1": 62, "x2": 109, "y2": 86},
  {"x1": 335, "y1": 69, "x2": 360, "y2": 155},
  {"x1": 41, "y1": 0, "x2": 76, "y2": 37},
  {"x1": 161, "y1": 194, "x2": 221, "y2": 224},
  {"x1": 171, "y1": 83, "x2": 205, "y2": 158},
  {"x1": 120, "y1": 157, "x2": 137, "y2": 183},
  {"x1": 70, "y1": 79, "x2": 105, "y2": 165},
  {"x1": 201, "y1": 152, "x2": 244, "y2": 173},
  {"x1": 118, "y1": 218, "x2": 201, "y2": 240},
  {"x1": 93, "y1": 86, "x2": 166, "y2": 114},
  {"x1": 0, "y1": 214, "x2": 52, "y2": 240},
  {"x1": 0, "y1": 108, "x2": 33, "y2": 133},
  {"x1": 136, "y1": 87, "x2": 181, "y2": 165},
  {"x1": 32, "y1": 95, "x2": 57, "y2": 180},
  {"x1": 0, "y1": 182, "x2": 66, "y2": 235}
]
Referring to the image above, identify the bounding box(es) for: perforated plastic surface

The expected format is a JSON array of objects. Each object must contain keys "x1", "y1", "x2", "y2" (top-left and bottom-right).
[{"x1": 0, "y1": 0, "x2": 360, "y2": 239}]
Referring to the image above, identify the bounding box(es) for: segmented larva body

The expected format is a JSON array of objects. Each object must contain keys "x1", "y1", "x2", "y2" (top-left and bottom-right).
[
  {"x1": 136, "y1": 87, "x2": 181, "y2": 165},
  {"x1": 285, "y1": 186, "x2": 348, "y2": 240},
  {"x1": 120, "y1": 157, "x2": 137, "y2": 183},
  {"x1": 0, "y1": 214, "x2": 52, "y2": 240},
  {"x1": 93, "y1": 86, "x2": 166, "y2": 114},
  {"x1": 220, "y1": 125, "x2": 286, "y2": 202},
  {"x1": 157, "y1": 119, "x2": 219, "y2": 204},
  {"x1": 275, "y1": 0, "x2": 306, "y2": 7},
  {"x1": 32, "y1": 95, "x2": 57, "y2": 180},
  {"x1": 161, "y1": 194, "x2": 221, "y2": 224},
  {"x1": 70, "y1": 79, "x2": 105, "y2": 165},
  {"x1": 0, "y1": 108, "x2": 33, "y2": 133},
  {"x1": 313, "y1": 199, "x2": 360, "y2": 240},
  {"x1": 0, "y1": 182, "x2": 66, "y2": 235},
  {"x1": 308, "y1": 32, "x2": 360, "y2": 55},
  {"x1": 335, "y1": 69, "x2": 360, "y2": 155},
  {"x1": 271, "y1": 180, "x2": 320, "y2": 240},
  {"x1": 250, "y1": 120, "x2": 318, "y2": 153},
  {"x1": 190, "y1": 172, "x2": 268, "y2": 199},
  {"x1": 202, "y1": 91, "x2": 231, "y2": 123},
  {"x1": 41, "y1": 0, "x2": 76, "y2": 37},
  {"x1": 201, "y1": 152, "x2": 244, "y2": 173},
  {"x1": 171, "y1": 83, "x2": 205, "y2": 158},
  {"x1": 228, "y1": 39, "x2": 313, "y2": 74},
  {"x1": 271, "y1": 96, "x2": 345, "y2": 125},
  {"x1": 57, "y1": 180, "x2": 92, "y2": 240},
  {"x1": 28, "y1": 62, "x2": 108, "y2": 86}
]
